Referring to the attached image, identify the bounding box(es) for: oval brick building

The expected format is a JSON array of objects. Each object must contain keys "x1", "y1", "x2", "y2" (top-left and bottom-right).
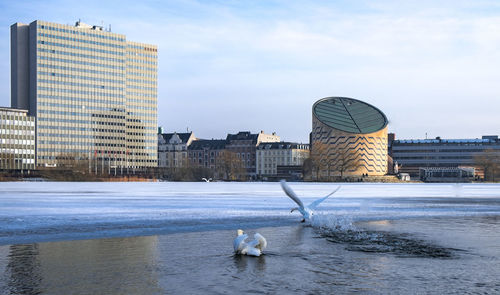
[{"x1": 311, "y1": 97, "x2": 388, "y2": 177}]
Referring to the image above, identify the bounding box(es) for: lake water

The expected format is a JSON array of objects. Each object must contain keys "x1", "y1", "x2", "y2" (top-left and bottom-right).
[{"x1": 0, "y1": 182, "x2": 499, "y2": 294}]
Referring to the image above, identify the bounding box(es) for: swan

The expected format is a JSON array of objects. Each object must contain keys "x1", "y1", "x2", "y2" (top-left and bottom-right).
[
  {"x1": 280, "y1": 180, "x2": 340, "y2": 222},
  {"x1": 233, "y1": 229, "x2": 267, "y2": 256},
  {"x1": 202, "y1": 178, "x2": 212, "y2": 182}
]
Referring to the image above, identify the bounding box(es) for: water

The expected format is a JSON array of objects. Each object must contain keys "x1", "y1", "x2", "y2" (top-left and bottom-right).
[{"x1": 0, "y1": 182, "x2": 499, "y2": 294}]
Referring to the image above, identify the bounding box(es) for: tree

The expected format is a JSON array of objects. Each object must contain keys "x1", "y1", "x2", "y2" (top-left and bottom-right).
[
  {"x1": 327, "y1": 147, "x2": 360, "y2": 180},
  {"x1": 309, "y1": 141, "x2": 329, "y2": 181},
  {"x1": 217, "y1": 151, "x2": 245, "y2": 181},
  {"x1": 474, "y1": 149, "x2": 500, "y2": 181}
]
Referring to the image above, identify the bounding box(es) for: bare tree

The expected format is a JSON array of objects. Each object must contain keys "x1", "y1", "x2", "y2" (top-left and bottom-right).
[
  {"x1": 474, "y1": 149, "x2": 500, "y2": 181},
  {"x1": 309, "y1": 141, "x2": 329, "y2": 181},
  {"x1": 327, "y1": 147, "x2": 360, "y2": 180},
  {"x1": 217, "y1": 151, "x2": 245, "y2": 181}
]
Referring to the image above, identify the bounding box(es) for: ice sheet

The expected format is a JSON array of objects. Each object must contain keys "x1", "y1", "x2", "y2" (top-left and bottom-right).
[{"x1": 1, "y1": 182, "x2": 499, "y2": 244}]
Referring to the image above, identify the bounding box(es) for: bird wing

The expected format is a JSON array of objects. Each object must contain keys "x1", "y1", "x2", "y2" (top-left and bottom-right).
[
  {"x1": 308, "y1": 186, "x2": 341, "y2": 210},
  {"x1": 280, "y1": 180, "x2": 304, "y2": 209},
  {"x1": 254, "y1": 233, "x2": 267, "y2": 251},
  {"x1": 233, "y1": 233, "x2": 248, "y2": 252}
]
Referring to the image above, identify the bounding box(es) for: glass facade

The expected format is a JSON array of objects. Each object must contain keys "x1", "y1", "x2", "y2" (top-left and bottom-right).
[{"x1": 11, "y1": 20, "x2": 158, "y2": 169}]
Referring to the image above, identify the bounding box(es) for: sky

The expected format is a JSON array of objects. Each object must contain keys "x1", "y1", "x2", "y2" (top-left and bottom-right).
[{"x1": 1, "y1": 0, "x2": 500, "y2": 143}]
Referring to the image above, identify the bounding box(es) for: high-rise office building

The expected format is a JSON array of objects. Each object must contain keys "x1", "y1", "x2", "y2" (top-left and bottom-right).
[{"x1": 11, "y1": 20, "x2": 157, "y2": 169}]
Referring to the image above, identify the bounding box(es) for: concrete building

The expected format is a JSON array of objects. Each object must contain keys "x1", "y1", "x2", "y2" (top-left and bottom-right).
[
  {"x1": 256, "y1": 142, "x2": 309, "y2": 180},
  {"x1": 225, "y1": 131, "x2": 280, "y2": 179},
  {"x1": 311, "y1": 97, "x2": 388, "y2": 178},
  {"x1": 0, "y1": 107, "x2": 36, "y2": 170},
  {"x1": 11, "y1": 20, "x2": 157, "y2": 170},
  {"x1": 390, "y1": 134, "x2": 500, "y2": 178},
  {"x1": 158, "y1": 132, "x2": 196, "y2": 168}
]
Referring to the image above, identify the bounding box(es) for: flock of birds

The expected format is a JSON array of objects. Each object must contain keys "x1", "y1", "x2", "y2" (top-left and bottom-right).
[{"x1": 233, "y1": 180, "x2": 341, "y2": 256}]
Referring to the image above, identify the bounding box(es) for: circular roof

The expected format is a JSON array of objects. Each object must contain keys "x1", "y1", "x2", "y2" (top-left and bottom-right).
[{"x1": 313, "y1": 97, "x2": 388, "y2": 134}]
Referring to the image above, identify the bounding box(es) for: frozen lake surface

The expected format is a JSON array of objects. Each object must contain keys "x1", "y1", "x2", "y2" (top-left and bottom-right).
[
  {"x1": 0, "y1": 182, "x2": 499, "y2": 294},
  {"x1": 0, "y1": 182, "x2": 499, "y2": 244}
]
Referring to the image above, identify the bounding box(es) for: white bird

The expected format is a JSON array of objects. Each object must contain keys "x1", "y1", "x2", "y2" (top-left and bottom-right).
[
  {"x1": 233, "y1": 229, "x2": 267, "y2": 257},
  {"x1": 202, "y1": 178, "x2": 212, "y2": 182},
  {"x1": 280, "y1": 180, "x2": 340, "y2": 222}
]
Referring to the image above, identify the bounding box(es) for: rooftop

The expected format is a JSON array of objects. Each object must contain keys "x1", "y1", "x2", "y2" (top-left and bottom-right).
[{"x1": 313, "y1": 97, "x2": 388, "y2": 134}]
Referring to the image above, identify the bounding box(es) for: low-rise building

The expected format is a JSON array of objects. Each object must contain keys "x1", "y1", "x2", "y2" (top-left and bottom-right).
[
  {"x1": 225, "y1": 131, "x2": 280, "y2": 180},
  {"x1": 188, "y1": 139, "x2": 227, "y2": 178},
  {"x1": 158, "y1": 132, "x2": 196, "y2": 169},
  {"x1": 390, "y1": 134, "x2": 500, "y2": 179},
  {"x1": 419, "y1": 167, "x2": 475, "y2": 182},
  {"x1": 256, "y1": 142, "x2": 309, "y2": 180},
  {"x1": 0, "y1": 107, "x2": 35, "y2": 171}
]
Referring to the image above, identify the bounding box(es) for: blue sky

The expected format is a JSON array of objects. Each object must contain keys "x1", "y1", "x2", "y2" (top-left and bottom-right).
[{"x1": 1, "y1": 0, "x2": 500, "y2": 142}]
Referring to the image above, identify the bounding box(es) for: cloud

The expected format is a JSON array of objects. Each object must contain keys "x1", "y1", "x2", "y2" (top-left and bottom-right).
[{"x1": 1, "y1": 0, "x2": 500, "y2": 142}]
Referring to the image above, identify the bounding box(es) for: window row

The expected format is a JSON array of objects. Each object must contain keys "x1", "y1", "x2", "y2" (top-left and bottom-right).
[
  {"x1": 0, "y1": 129, "x2": 35, "y2": 136},
  {"x1": 38, "y1": 79, "x2": 124, "y2": 91},
  {"x1": 39, "y1": 63, "x2": 125, "y2": 77},
  {"x1": 38, "y1": 32, "x2": 125, "y2": 49},
  {"x1": 38, "y1": 94, "x2": 124, "y2": 106},
  {"x1": 0, "y1": 120, "x2": 35, "y2": 127},
  {"x1": 38, "y1": 71, "x2": 124, "y2": 84},
  {"x1": 127, "y1": 78, "x2": 156, "y2": 85},
  {"x1": 38, "y1": 87, "x2": 125, "y2": 98},
  {"x1": 39, "y1": 48, "x2": 125, "y2": 63},
  {"x1": 126, "y1": 91, "x2": 156, "y2": 98},
  {"x1": 126, "y1": 84, "x2": 157, "y2": 92},
  {"x1": 38, "y1": 40, "x2": 124, "y2": 56},
  {"x1": 0, "y1": 138, "x2": 35, "y2": 145},
  {"x1": 38, "y1": 55, "x2": 125, "y2": 70}
]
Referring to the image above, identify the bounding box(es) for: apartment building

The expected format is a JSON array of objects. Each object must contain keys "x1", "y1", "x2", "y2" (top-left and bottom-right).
[
  {"x1": 256, "y1": 142, "x2": 309, "y2": 180},
  {"x1": 158, "y1": 132, "x2": 196, "y2": 168},
  {"x1": 225, "y1": 131, "x2": 280, "y2": 179}
]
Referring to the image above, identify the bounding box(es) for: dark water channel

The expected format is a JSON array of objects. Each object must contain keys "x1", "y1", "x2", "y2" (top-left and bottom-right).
[{"x1": 1, "y1": 216, "x2": 499, "y2": 294}]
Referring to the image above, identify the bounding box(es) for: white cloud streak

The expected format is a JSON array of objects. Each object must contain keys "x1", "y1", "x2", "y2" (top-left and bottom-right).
[{"x1": 1, "y1": 0, "x2": 500, "y2": 141}]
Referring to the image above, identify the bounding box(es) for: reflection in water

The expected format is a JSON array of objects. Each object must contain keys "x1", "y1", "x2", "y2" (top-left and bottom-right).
[
  {"x1": 0, "y1": 218, "x2": 499, "y2": 294},
  {"x1": 7, "y1": 244, "x2": 42, "y2": 295},
  {"x1": 234, "y1": 254, "x2": 266, "y2": 273},
  {"x1": 3, "y1": 236, "x2": 163, "y2": 295}
]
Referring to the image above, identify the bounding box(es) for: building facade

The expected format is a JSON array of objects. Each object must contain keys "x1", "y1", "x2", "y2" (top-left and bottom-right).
[
  {"x1": 390, "y1": 135, "x2": 500, "y2": 178},
  {"x1": 158, "y1": 132, "x2": 196, "y2": 168},
  {"x1": 311, "y1": 97, "x2": 388, "y2": 178},
  {"x1": 11, "y1": 20, "x2": 157, "y2": 170},
  {"x1": 188, "y1": 139, "x2": 227, "y2": 178},
  {"x1": 0, "y1": 107, "x2": 35, "y2": 170},
  {"x1": 256, "y1": 142, "x2": 309, "y2": 180},
  {"x1": 225, "y1": 131, "x2": 280, "y2": 179}
]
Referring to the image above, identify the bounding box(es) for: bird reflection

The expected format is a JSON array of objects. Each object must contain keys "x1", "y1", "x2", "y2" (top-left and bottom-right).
[{"x1": 234, "y1": 253, "x2": 266, "y2": 272}]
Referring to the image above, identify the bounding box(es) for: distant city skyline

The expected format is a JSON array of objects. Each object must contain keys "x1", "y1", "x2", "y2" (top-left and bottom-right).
[{"x1": 1, "y1": 0, "x2": 500, "y2": 143}]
